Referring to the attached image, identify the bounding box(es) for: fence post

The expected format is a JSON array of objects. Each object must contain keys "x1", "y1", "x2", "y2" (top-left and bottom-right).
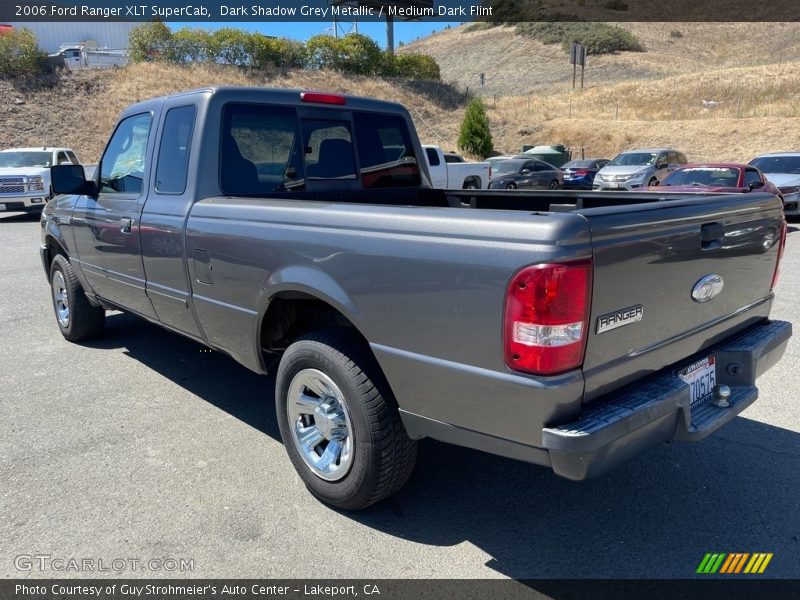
[
  {"x1": 736, "y1": 96, "x2": 741, "y2": 119},
  {"x1": 615, "y1": 104, "x2": 619, "y2": 120}
]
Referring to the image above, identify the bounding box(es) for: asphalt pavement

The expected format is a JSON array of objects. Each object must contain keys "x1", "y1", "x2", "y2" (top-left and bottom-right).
[{"x1": 1, "y1": 211, "x2": 798, "y2": 580}]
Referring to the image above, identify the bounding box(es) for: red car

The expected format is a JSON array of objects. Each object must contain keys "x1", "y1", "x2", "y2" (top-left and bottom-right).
[{"x1": 650, "y1": 163, "x2": 782, "y2": 198}]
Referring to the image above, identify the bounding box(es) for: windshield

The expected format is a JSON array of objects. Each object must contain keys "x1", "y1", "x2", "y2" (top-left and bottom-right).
[
  {"x1": 608, "y1": 152, "x2": 658, "y2": 167},
  {"x1": 0, "y1": 151, "x2": 52, "y2": 168},
  {"x1": 492, "y1": 160, "x2": 523, "y2": 176},
  {"x1": 663, "y1": 167, "x2": 740, "y2": 187},
  {"x1": 749, "y1": 156, "x2": 800, "y2": 174}
]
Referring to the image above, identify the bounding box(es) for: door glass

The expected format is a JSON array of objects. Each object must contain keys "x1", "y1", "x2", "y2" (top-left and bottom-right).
[
  {"x1": 100, "y1": 113, "x2": 152, "y2": 194},
  {"x1": 155, "y1": 105, "x2": 196, "y2": 194},
  {"x1": 743, "y1": 170, "x2": 762, "y2": 187},
  {"x1": 425, "y1": 147, "x2": 440, "y2": 166},
  {"x1": 353, "y1": 112, "x2": 420, "y2": 188}
]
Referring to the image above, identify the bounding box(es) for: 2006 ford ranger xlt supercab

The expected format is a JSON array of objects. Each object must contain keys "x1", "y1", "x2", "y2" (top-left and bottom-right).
[{"x1": 40, "y1": 88, "x2": 791, "y2": 509}]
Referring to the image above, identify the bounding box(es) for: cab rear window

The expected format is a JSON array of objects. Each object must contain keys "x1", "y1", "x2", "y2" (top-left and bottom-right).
[{"x1": 353, "y1": 112, "x2": 421, "y2": 189}]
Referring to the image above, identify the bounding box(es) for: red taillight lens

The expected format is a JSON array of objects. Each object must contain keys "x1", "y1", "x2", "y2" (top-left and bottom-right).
[
  {"x1": 574, "y1": 169, "x2": 590, "y2": 176},
  {"x1": 504, "y1": 259, "x2": 593, "y2": 375},
  {"x1": 300, "y1": 92, "x2": 346, "y2": 105},
  {"x1": 771, "y1": 219, "x2": 788, "y2": 291}
]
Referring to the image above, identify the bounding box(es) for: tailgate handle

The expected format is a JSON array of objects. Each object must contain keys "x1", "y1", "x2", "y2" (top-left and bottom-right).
[{"x1": 701, "y1": 222, "x2": 724, "y2": 250}]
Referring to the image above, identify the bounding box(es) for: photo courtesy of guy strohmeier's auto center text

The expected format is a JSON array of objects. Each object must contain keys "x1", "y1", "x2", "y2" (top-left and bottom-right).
[{"x1": 1, "y1": 0, "x2": 799, "y2": 598}]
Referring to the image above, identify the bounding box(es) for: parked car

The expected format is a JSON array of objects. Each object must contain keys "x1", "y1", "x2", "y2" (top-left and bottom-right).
[
  {"x1": 423, "y1": 145, "x2": 490, "y2": 189},
  {"x1": 594, "y1": 148, "x2": 688, "y2": 191},
  {"x1": 0, "y1": 147, "x2": 80, "y2": 213},
  {"x1": 652, "y1": 163, "x2": 782, "y2": 197},
  {"x1": 561, "y1": 158, "x2": 610, "y2": 190},
  {"x1": 748, "y1": 153, "x2": 800, "y2": 217},
  {"x1": 487, "y1": 157, "x2": 563, "y2": 190},
  {"x1": 41, "y1": 87, "x2": 790, "y2": 510}
]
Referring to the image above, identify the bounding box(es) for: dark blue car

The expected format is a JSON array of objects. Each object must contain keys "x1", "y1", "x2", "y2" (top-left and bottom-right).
[{"x1": 561, "y1": 158, "x2": 610, "y2": 190}]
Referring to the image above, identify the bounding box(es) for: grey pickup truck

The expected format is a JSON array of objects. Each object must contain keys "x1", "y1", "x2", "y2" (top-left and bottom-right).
[{"x1": 41, "y1": 88, "x2": 791, "y2": 509}]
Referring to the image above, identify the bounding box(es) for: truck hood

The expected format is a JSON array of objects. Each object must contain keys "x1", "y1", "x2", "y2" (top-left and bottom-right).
[
  {"x1": 597, "y1": 166, "x2": 650, "y2": 178},
  {"x1": 763, "y1": 173, "x2": 800, "y2": 188},
  {"x1": 0, "y1": 166, "x2": 50, "y2": 179}
]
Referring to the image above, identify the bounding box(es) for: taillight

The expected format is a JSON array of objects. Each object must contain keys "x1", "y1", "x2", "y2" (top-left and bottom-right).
[
  {"x1": 489, "y1": 165, "x2": 492, "y2": 178},
  {"x1": 771, "y1": 219, "x2": 788, "y2": 291},
  {"x1": 574, "y1": 169, "x2": 590, "y2": 176},
  {"x1": 504, "y1": 259, "x2": 593, "y2": 375},
  {"x1": 300, "y1": 92, "x2": 346, "y2": 105}
]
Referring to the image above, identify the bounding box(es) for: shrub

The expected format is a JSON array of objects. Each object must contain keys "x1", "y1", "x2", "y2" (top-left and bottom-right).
[
  {"x1": 305, "y1": 34, "x2": 341, "y2": 70},
  {"x1": 169, "y1": 28, "x2": 212, "y2": 63},
  {"x1": 516, "y1": 22, "x2": 644, "y2": 55},
  {"x1": 336, "y1": 34, "x2": 385, "y2": 75},
  {"x1": 670, "y1": 30, "x2": 684, "y2": 39},
  {"x1": 391, "y1": 53, "x2": 440, "y2": 80},
  {"x1": 0, "y1": 28, "x2": 47, "y2": 77},
  {"x1": 457, "y1": 98, "x2": 493, "y2": 159},
  {"x1": 602, "y1": 0, "x2": 628, "y2": 10},
  {"x1": 248, "y1": 34, "x2": 307, "y2": 69},
  {"x1": 128, "y1": 22, "x2": 173, "y2": 63},
  {"x1": 209, "y1": 28, "x2": 251, "y2": 66}
]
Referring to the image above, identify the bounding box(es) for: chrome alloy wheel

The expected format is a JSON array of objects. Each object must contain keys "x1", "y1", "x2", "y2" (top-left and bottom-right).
[
  {"x1": 52, "y1": 270, "x2": 70, "y2": 327},
  {"x1": 287, "y1": 368, "x2": 354, "y2": 481}
]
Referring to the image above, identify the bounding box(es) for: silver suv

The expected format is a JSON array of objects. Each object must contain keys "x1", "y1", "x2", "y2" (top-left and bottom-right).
[{"x1": 593, "y1": 148, "x2": 687, "y2": 191}]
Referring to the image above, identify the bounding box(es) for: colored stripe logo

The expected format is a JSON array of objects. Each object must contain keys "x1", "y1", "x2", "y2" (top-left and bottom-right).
[{"x1": 696, "y1": 552, "x2": 773, "y2": 574}]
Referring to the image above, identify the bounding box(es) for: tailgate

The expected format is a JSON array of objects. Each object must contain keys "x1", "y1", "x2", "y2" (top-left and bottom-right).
[{"x1": 581, "y1": 193, "x2": 784, "y2": 402}]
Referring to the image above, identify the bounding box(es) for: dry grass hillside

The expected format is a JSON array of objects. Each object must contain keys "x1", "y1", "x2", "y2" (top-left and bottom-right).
[
  {"x1": 403, "y1": 23, "x2": 800, "y2": 97},
  {"x1": 2, "y1": 36, "x2": 800, "y2": 166},
  {"x1": 0, "y1": 63, "x2": 467, "y2": 163}
]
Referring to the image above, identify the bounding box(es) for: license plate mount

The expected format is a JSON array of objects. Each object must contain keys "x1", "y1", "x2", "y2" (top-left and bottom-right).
[{"x1": 680, "y1": 356, "x2": 717, "y2": 408}]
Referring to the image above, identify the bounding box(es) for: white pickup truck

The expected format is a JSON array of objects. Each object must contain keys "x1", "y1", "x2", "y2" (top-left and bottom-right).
[
  {"x1": 0, "y1": 147, "x2": 80, "y2": 214},
  {"x1": 422, "y1": 145, "x2": 491, "y2": 189}
]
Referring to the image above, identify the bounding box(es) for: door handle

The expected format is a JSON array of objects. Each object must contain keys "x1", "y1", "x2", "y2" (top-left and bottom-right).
[
  {"x1": 120, "y1": 217, "x2": 133, "y2": 234},
  {"x1": 701, "y1": 222, "x2": 724, "y2": 250}
]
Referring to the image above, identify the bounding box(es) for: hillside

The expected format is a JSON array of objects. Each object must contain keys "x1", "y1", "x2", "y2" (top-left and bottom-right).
[
  {"x1": 2, "y1": 54, "x2": 800, "y2": 167},
  {"x1": 402, "y1": 23, "x2": 800, "y2": 97},
  {"x1": 0, "y1": 63, "x2": 467, "y2": 164}
]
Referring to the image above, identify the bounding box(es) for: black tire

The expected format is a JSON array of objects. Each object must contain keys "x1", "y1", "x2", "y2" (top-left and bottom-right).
[
  {"x1": 506, "y1": 182, "x2": 517, "y2": 190},
  {"x1": 549, "y1": 180, "x2": 560, "y2": 190},
  {"x1": 275, "y1": 329, "x2": 417, "y2": 510},
  {"x1": 463, "y1": 178, "x2": 480, "y2": 190},
  {"x1": 648, "y1": 177, "x2": 659, "y2": 187},
  {"x1": 49, "y1": 254, "x2": 105, "y2": 342}
]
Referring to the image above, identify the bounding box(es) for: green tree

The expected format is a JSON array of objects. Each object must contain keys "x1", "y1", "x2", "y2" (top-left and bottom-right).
[
  {"x1": 0, "y1": 28, "x2": 47, "y2": 77},
  {"x1": 169, "y1": 28, "x2": 212, "y2": 63},
  {"x1": 305, "y1": 34, "x2": 341, "y2": 70},
  {"x1": 247, "y1": 34, "x2": 307, "y2": 70},
  {"x1": 336, "y1": 33, "x2": 384, "y2": 75},
  {"x1": 209, "y1": 28, "x2": 251, "y2": 66},
  {"x1": 457, "y1": 98, "x2": 494, "y2": 159},
  {"x1": 128, "y1": 22, "x2": 172, "y2": 63}
]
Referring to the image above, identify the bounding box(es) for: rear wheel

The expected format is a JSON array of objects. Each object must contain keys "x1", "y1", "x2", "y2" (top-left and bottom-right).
[
  {"x1": 549, "y1": 180, "x2": 560, "y2": 190},
  {"x1": 463, "y1": 178, "x2": 480, "y2": 190},
  {"x1": 49, "y1": 254, "x2": 105, "y2": 342},
  {"x1": 275, "y1": 329, "x2": 417, "y2": 510}
]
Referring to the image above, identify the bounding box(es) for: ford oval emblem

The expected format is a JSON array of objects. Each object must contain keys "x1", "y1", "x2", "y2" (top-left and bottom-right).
[{"x1": 691, "y1": 274, "x2": 724, "y2": 303}]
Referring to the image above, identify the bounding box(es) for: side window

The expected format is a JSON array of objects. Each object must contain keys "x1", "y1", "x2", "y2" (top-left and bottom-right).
[
  {"x1": 425, "y1": 147, "x2": 440, "y2": 167},
  {"x1": 353, "y1": 112, "x2": 421, "y2": 189},
  {"x1": 221, "y1": 103, "x2": 303, "y2": 195},
  {"x1": 744, "y1": 169, "x2": 762, "y2": 187},
  {"x1": 155, "y1": 105, "x2": 196, "y2": 194},
  {"x1": 66, "y1": 151, "x2": 79, "y2": 164},
  {"x1": 100, "y1": 113, "x2": 152, "y2": 194},
  {"x1": 667, "y1": 151, "x2": 678, "y2": 165},
  {"x1": 56, "y1": 151, "x2": 70, "y2": 165},
  {"x1": 302, "y1": 120, "x2": 356, "y2": 180},
  {"x1": 532, "y1": 162, "x2": 547, "y2": 171},
  {"x1": 677, "y1": 152, "x2": 688, "y2": 164},
  {"x1": 657, "y1": 152, "x2": 668, "y2": 167}
]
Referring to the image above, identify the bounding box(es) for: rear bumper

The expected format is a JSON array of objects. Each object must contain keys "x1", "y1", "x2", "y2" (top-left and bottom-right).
[{"x1": 542, "y1": 319, "x2": 791, "y2": 481}]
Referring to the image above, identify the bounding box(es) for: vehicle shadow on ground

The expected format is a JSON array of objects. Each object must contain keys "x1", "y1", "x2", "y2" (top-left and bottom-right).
[{"x1": 89, "y1": 312, "x2": 800, "y2": 579}]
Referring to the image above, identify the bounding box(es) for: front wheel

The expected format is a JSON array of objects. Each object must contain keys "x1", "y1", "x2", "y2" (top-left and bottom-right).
[
  {"x1": 549, "y1": 180, "x2": 560, "y2": 190},
  {"x1": 506, "y1": 182, "x2": 517, "y2": 190},
  {"x1": 275, "y1": 329, "x2": 417, "y2": 510},
  {"x1": 49, "y1": 254, "x2": 105, "y2": 342},
  {"x1": 648, "y1": 177, "x2": 659, "y2": 187}
]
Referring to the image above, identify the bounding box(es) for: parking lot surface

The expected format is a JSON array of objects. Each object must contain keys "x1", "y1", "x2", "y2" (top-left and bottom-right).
[{"x1": 1, "y1": 211, "x2": 799, "y2": 579}]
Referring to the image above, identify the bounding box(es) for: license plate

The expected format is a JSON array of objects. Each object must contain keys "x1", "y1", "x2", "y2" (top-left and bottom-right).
[
  {"x1": 0, "y1": 204, "x2": 6, "y2": 211},
  {"x1": 608, "y1": 182, "x2": 619, "y2": 188},
  {"x1": 680, "y1": 356, "x2": 717, "y2": 407}
]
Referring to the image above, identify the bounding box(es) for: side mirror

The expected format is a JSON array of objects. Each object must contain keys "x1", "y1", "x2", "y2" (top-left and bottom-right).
[
  {"x1": 521, "y1": 169, "x2": 531, "y2": 175},
  {"x1": 749, "y1": 180, "x2": 765, "y2": 190},
  {"x1": 51, "y1": 164, "x2": 96, "y2": 196},
  {"x1": 656, "y1": 162, "x2": 668, "y2": 170}
]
